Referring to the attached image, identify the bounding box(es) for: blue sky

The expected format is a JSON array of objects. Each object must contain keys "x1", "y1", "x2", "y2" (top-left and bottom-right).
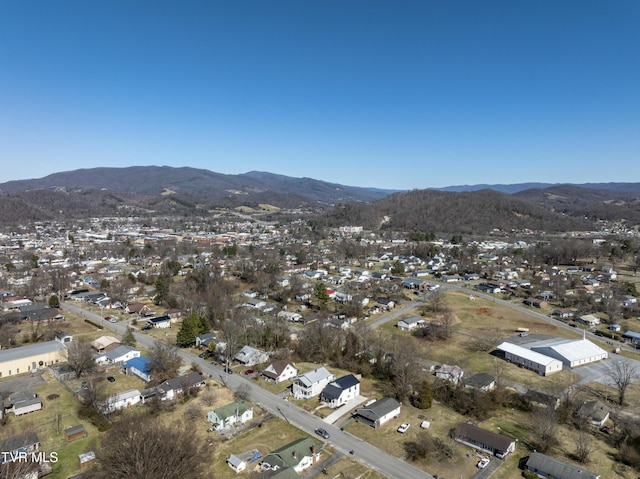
[{"x1": 1, "y1": 1, "x2": 638, "y2": 190}]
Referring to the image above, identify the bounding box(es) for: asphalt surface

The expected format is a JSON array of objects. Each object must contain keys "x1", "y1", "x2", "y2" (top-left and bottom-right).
[{"x1": 61, "y1": 302, "x2": 435, "y2": 479}]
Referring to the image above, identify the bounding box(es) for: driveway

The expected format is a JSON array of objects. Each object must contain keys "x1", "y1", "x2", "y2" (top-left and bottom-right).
[{"x1": 0, "y1": 371, "x2": 46, "y2": 396}]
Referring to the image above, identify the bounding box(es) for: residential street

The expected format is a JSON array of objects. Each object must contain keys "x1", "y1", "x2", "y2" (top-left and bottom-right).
[{"x1": 61, "y1": 302, "x2": 435, "y2": 479}]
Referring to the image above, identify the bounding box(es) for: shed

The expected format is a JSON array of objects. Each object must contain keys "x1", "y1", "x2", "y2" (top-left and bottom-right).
[
  {"x1": 65, "y1": 424, "x2": 87, "y2": 442},
  {"x1": 78, "y1": 451, "x2": 96, "y2": 469}
]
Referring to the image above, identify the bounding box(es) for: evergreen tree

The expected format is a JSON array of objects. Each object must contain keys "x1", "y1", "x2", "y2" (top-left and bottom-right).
[
  {"x1": 48, "y1": 294, "x2": 60, "y2": 309},
  {"x1": 415, "y1": 380, "x2": 433, "y2": 409},
  {"x1": 121, "y1": 328, "x2": 136, "y2": 347},
  {"x1": 176, "y1": 313, "x2": 208, "y2": 347},
  {"x1": 314, "y1": 281, "x2": 329, "y2": 309}
]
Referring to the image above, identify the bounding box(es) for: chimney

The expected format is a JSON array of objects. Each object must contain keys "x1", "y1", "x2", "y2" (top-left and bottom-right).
[{"x1": 312, "y1": 445, "x2": 317, "y2": 463}]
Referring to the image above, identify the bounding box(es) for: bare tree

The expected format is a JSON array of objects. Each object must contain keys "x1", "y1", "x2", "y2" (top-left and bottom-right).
[
  {"x1": 92, "y1": 414, "x2": 208, "y2": 479},
  {"x1": 608, "y1": 360, "x2": 640, "y2": 406},
  {"x1": 529, "y1": 406, "x2": 559, "y2": 454},
  {"x1": 200, "y1": 389, "x2": 217, "y2": 407},
  {"x1": 574, "y1": 427, "x2": 595, "y2": 464},
  {"x1": 148, "y1": 341, "x2": 182, "y2": 384},
  {"x1": 183, "y1": 403, "x2": 203, "y2": 421},
  {"x1": 234, "y1": 384, "x2": 251, "y2": 401},
  {"x1": 67, "y1": 340, "x2": 97, "y2": 378}
]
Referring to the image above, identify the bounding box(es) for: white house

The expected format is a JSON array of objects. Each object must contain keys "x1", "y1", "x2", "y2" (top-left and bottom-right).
[
  {"x1": 147, "y1": 315, "x2": 171, "y2": 329},
  {"x1": 292, "y1": 367, "x2": 335, "y2": 400},
  {"x1": 226, "y1": 454, "x2": 247, "y2": 473},
  {"x1": 207, "y1": 400, "x2": 253, "y2": 431},
  {"x1": 157, "y1": 372, "x2": 206, "y2": 400},
  {"x1": 102, "y1": 389, "x2": 142, "y2": 414},
  {"x1": 320, "y1": 374, "x2": 360, "y2": 408},
  {"x1": 352, "y1": 397, "x2": 401, "y2": 428},
  {"x1": 261, "y1": 360, "x2": 298, "y2": 383},
  {"x1": 96, "y1": 345, "x2": 140, "y2": 365},
  {"x1": 578, "y1": 314, "x2": 601, "y2": 327},
  {"x1": 233, "y1": 345, "x2": 269, "y2": 367},
  {"x1": 260, "y1": 437, "x2": 323, "y2": 473},
  {"x1": 397, "y1": 316, "x2": 426, "y2": 331},
  {"x1": 433, "y1": 364, "x2": 464, "y2": 385}
]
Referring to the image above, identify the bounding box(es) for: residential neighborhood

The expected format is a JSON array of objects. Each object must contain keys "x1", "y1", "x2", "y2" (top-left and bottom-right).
[{"x1": 0, "y1": 208, "x2": 640, "y2": 479}]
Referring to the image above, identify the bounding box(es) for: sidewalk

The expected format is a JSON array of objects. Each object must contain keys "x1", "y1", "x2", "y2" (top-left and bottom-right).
[{"x1": 323, "y1": 395, "x2": 368, "y2": 425}]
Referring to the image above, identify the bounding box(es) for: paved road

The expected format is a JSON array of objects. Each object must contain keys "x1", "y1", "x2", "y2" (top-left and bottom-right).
[{"x1": 61, "y1": 302, "x2": 434, "y2": 479}]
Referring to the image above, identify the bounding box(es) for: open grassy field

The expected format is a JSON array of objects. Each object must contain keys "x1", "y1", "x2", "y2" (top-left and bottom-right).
[{"x1": 352, "y1": 287, "x2": 640, "y2": 478}]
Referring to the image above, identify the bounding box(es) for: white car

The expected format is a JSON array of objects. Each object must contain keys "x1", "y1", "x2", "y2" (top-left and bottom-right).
[
  {"x1": 477, "y1": 458, "x2": 490, "y2": 469},
  {"x1": 397, "y1": 423, "x2": 410, "y2": 433}
]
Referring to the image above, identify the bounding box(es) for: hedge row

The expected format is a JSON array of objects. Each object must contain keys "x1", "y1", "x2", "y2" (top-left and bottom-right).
[{"x1": 84, "y1": 318, "x2": 104, "y2": 330}]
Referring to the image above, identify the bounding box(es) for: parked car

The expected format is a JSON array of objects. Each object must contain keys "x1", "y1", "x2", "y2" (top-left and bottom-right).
[
  {"x1": 107, "y1": 376, "x2": 116, "y2": 382},
  {"x1": 244, "y1": 369, "x2": 255, "y2": 375},
  {"x1": 315, "y1": 428, "x2": 330, "y2": 439},
  {"x1": 477, "y1": 458, "x2": 490, "y2": 469},
  {"x1": 141, "y1": 325, "x2": 152, "y2": 331},
  {"x1": 397, "y1": 423, "x2": 410, "y2": 433},
  {"x1": 224, "y1": 368, "x2": 233, "y2": 375}
]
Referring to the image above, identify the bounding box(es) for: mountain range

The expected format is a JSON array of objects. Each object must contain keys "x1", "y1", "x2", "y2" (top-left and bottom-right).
[{"x1": 0, "y1": 166, "x2": 639, "y2": 233}]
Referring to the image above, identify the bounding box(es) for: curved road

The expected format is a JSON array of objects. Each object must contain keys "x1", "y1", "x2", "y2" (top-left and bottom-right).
[{"x1": 62, "y1": 302, "x2": 434, "y2": 479}]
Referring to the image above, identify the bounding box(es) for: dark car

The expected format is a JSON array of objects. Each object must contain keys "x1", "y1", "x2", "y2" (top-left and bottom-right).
[
  {"x1": 142, "y1": 325, "x2": 152, "y2": 331},
  {"x1": 224, "y1": 368, "x2": 233, "y2": 375},
  {"x1": 315, "y1": 428, "x2": 330, "y2": 439},
  {"x1": 107, "y1": 376, "x2": 116, "y2": 382}
]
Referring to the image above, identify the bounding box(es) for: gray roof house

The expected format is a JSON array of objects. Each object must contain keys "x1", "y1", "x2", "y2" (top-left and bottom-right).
[
  {"x1": 352, "y1": 397, "x2": 401, "y2": 428},
  {"x1": 526, "y1": 451, "x2": 600, "y2": 479},
  {"x1": 233, "y1": 345, "x2": 269, "y2": 367},
  {"x1": 450, "y1": 423, "x2": 516, "y2": 458}
]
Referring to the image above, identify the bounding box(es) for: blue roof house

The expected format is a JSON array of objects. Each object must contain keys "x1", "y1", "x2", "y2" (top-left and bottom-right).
[{"x1": 123, "y1": 356, "x2": 152, "y2": 382}]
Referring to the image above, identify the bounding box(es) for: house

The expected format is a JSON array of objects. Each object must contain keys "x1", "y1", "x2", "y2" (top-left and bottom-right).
[
  {"x1": 552, "y1": 308, "x2": 575, "y2": 319},
  {"x1": 464, "y1": 373, "x2": 496, "y2": 392},
  {"x1": 433, "y1": 364, "x2": 464, "y2": 385},
  {"x1": 96, "y1": 345, "x2": 140, "y2": 365},
  {"x1": 233, "y1": 345, "x2": 269, "y2": 367},
  {"x1": 577, "y1": 400, "x2": 610, "y2": 427},
  {"x1": 497, "y1": 342, "x2": 563, "y2": 376},
  {"x1": 352, "y1": 397, "x2": 401, "y2": 428},
  {"x1": 276, "y1": 277, "x2": 290, "y2": 288},
  {"x1": 261, "y1": 360, "x2": 298, "y2": 383},
  {"x1": 524, "y1": 390, "x2": 561, "y2": 410},
  {"x1": 525, "y1": 451, "x2": 600, "y2": 479},
  {"x1": 524, "y1": 297, "x2": 548, "y2": 308},
  {"x1": 375, "y1": 298, "x2": 395, "y2": 311},
  {"x1": 622, "y1": 331, "x2": 640, "y2": 345},
  {"x1": 402, "y1": 278, "x2": 423, "y2": 289},
  {"x1": 125, "y1": 302, "x2": 153, "y2": 316},
  {"x1": 5, "y1": 391, "x2": 43, "y2": 416},
  {"x1": 90, "y1": 335, "x2": 121, "y2": 353},
  {"x1": 157, "y1": 372, "x2": 206, "y2": 400},
  {"x1": 196, "y1": 332, "x2": 217, "y2": 348},
  {"x1": 207, "y1": 400, "x2": 253, "y2": 431},
  {"x1": 227, "y1": 454, "x2": 247, "y2": 473},
  {"x1": 397, "y1": 316, "x2": 426, "y2": 331},
  {"x1": 450, "y1": 423, "x2": 516, "y2": 458},
  {"x1": 123, "y1": 356, "x2": 152, "y2": 382},
  {"x1": 147, "y1": 315, "x2": 171, "y2": 329},
  {"x1": 260, "y1": 437, "x2": 323, "y2": 473},
  {"x1": 578, "y1": 314, "x2": 601, "y2": 327},
  {"x1": 0, "y1": 431, "x2": 40, "y2": 464},
  {"x1": 320, "y1": 374, "x2": 360, "y2": 408},
  {"x1": 292, "y1": 367, "x2": 335, "y2": 400},
  {"x1": 101, "y1": 389, "x2": 142, "y2": 414}
]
